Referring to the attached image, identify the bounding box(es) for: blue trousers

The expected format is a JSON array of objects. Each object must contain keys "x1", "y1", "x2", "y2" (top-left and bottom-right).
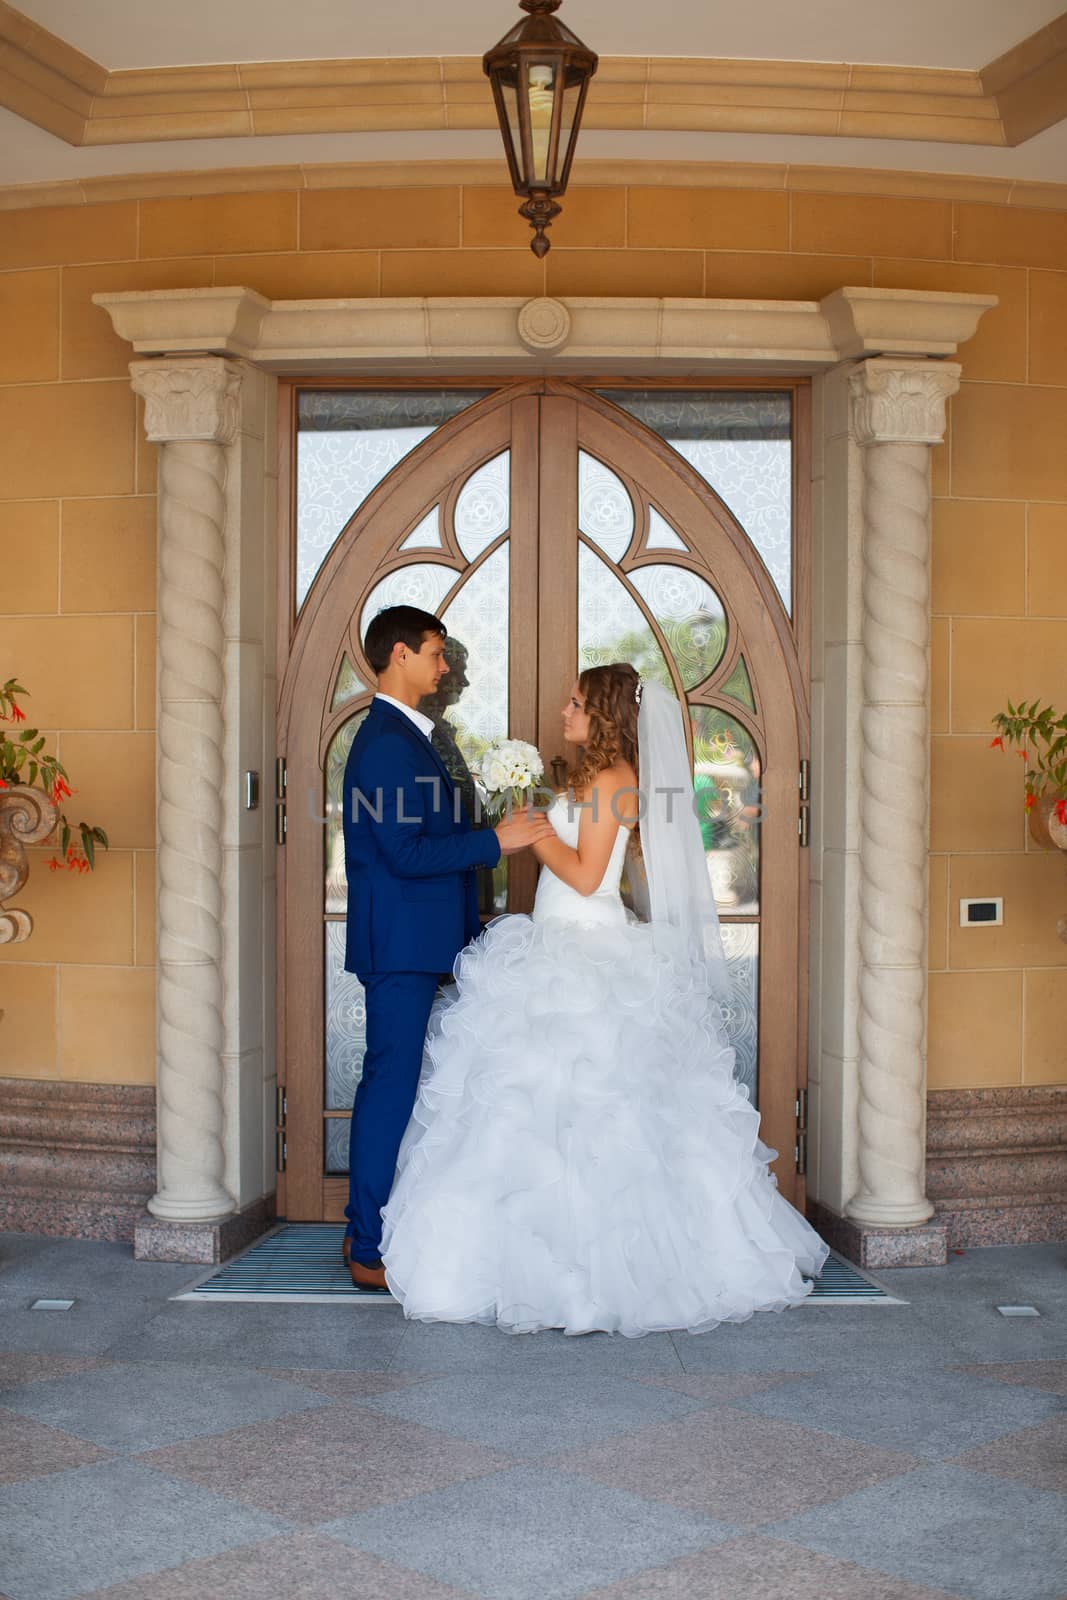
[{"x1": 345, "y1": 971, "x2": 439, "y2": 1265}]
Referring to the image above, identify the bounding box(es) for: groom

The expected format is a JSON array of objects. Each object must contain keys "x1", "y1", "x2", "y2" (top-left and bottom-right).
[{"x1": 341, "y1": 605, "x2": 552, "y2": 1288}]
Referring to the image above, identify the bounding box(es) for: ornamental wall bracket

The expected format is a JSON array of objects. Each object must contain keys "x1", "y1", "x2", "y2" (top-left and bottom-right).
[{"x1": 0, "y1": 785, "x2": 60, "y2": 945}]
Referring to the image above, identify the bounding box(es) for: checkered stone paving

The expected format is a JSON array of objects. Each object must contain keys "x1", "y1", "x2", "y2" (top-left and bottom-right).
[{"x1": 0, "y1": 1234, "x2": 1064, "y2": 1600}]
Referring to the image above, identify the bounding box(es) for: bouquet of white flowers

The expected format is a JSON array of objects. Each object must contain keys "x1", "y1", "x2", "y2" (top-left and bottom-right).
[{"x1": 473, "y1": 737, "x2": 547, "y2": 820}]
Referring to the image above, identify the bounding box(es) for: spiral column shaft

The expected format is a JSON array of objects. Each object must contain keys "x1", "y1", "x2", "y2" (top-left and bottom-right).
[
  {"x1": 846, "y1": 358, "x2": 960, "y2": 1230},
  {"x1": 131, "y1": 359, "x2": 241, "y2": 1223}
]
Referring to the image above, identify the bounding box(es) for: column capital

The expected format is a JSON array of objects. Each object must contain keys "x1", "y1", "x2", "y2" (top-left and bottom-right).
[
  {"x1": 130, "y1": 357, "x2": 242, "y2": 446},
  {"x1": 849, "y1": 357, "x2": 961, "y2": 447}
]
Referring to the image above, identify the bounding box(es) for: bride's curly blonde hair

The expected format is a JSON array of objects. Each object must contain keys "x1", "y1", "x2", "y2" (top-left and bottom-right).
[{"x1": 566, "y1": 662, "x2": 641, "y2": 799}]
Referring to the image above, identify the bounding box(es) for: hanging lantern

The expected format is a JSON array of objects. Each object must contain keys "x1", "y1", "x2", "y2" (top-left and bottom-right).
[{"x1": 483, "y1": 0, "x2": 599, "y2": 258}]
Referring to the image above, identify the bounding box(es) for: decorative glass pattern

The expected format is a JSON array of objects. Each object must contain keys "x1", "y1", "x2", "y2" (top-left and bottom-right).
[
  {"x1": 296, "y1": 390, "x2": 487, "y2": 609},
  {"x1": 454, "y1": 452, "x2": 510, "y2": 561},
  {"x1": 359, "y1": 562, "x2": 456, "y2": 644},
  {"x1": 325, "y1": 710, "x2": 367, "y2": 915},
  {"x1": 629, "y1": 565, "x2": 727, "y2": 690},
  {"x1": 690, "y1": 705, "x2": 761, "y2": 917},
  {"x1": 325, "y1": 1117, "x2": 351, "y2": 1175},
  {"x1": 720, "y1": 654, "x2": 756, "y2": 711},
  {"x1": 646, "y1": 507, "x2": 688, "y2": 551},
  {"x1": 325, "y1": 921, "x2": 367, "y2": 1117},
  {"x1": 578, "y1": 544, "x2": 672, "y2": 687},
  {"x1": 399, "y1": 506, "x2": 442, "y2": 550},
  {"x1": 436, "y1": 544, "x2": 510, "y2": 769},
  {"x1": 578, "y1": 451, "x2": 633, "y2": 560},
  {"x1": 720, "y1": 923, "x2": 759, "y2": 1103},
  {"x1": 597, "y1": 390, "x2": 792, "y2": 614},
  {"x1": 331, "y1": 656, "x2": 367, "y2": 711}
]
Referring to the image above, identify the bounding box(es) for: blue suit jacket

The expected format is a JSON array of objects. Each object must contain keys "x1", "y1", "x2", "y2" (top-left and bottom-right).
[{"x1": 342, "y1": 697, "x2": 501, "y2": 979}]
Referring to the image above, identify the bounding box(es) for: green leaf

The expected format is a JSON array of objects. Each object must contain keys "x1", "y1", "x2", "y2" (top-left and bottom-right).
[
  {"x1": 61, "y1": 823, "x2": 70, "y2": 857},
  {"x1": 83, "y1": 830, "x2": 95, "y2": 869}
]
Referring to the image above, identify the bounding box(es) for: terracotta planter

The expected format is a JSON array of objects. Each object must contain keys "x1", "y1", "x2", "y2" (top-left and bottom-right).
[
  {"x1": 0, "y1": 784, "x2": 60, "y2": 944},
  {"x1": 1028, "y1": 793, "x2": 1067, "y2": 852}
]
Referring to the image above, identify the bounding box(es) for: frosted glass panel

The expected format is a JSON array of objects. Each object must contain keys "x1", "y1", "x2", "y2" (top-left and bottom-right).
[
  {"x1": 721, "y1": 654, "x2": 756, "y2": 711},
  {"x1": 331, "y1": 656, "x2": 366, "y2": 711},
  {"x1": 434, "y1": 544, "x2": 510, "y2": 769},
  {"x1": 721, "y1": 923, "x2": 759, "y2": 1104},
  {"x1": 325, "y1": 1117, "x2": 350, "y2": 1175},
  {"x1": 359, "y1": 562, "x2": 456, "y2": 642},
  {"x1": 690, "y1": 705, "x2": 761, "y2": 917},
  {"x1": 454, "y1": 452, "x2": 509, "y2": 561},
  {"x1": 646, "y1": 507, "x2": 688, "y2": 551},
  {"x1": 629, "y1": 565, "x2": 727, "y2": 690},
  {"x1": 598, "y1": 391, "x2": 792, "y2": 613},
  {"x1": 579, "y1": 451, "x2": 633, "y2": 561},
  {"x1": 399, "y1": 506, "x2": 442, "y2": 550},
  {"x1": 296, "y1": 390, "x2": 487, "y2": 608},
  {"x1": 578, "y1": 543, "x2": 671, "y2": 686},
  {"x1": 325, "y1": 921, "x2": 366, "y2": 1116},
  {"x1": 325, "y1": 711, "x2": 366, "y2": 915}
]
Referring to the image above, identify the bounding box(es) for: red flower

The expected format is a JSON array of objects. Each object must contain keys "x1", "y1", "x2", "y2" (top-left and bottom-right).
[
  {"x1": 989, "y1": 736, "x2": 1004, "y2": 750},
  {"x1": 1017, "y1": 749, "x2": 1029, "y2": 761},
  {"x1": 8, "y1": 702, "x2": 25, "y2": 723},
  {"x1": 51, "y1": 776, "x2": 72, "y2": 803},
  {"x1": 0, "y1": 777, "x2": 7, "y2": 789},
  {"x1": 48, "y1": 857, "x2": 60, "y2": 872},
  {"x1": 1024, "y1": 792, "x2": 1036, "y2": 811},
  {"x1": 1055, "y1": 798, "x2": 1067, "y2": 827}
]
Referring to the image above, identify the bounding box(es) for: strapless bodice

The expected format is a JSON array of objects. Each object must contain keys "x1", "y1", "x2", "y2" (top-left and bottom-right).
[{"x1": 531, "y1": 794, "x2": 630, "y2": 928}]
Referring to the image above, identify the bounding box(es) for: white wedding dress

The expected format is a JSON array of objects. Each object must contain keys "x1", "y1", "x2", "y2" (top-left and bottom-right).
[{"x1": 380, "y1": 794, "x2": 830, "y2": 1336}]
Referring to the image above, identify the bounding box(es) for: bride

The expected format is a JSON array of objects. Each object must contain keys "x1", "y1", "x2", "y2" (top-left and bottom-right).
[{"x1": 380, "y1": 661, "x2": 829, "y2": 1336}]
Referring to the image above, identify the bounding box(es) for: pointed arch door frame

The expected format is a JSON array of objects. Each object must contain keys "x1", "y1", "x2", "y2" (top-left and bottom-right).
[{"x1": 93, "y1": 285, "x2": 990, "y2": 1263}]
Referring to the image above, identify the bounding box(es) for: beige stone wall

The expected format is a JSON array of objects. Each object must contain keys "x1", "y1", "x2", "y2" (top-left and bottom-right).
[{"x1": 0, "y1": 176, "x2": 1064, "y2": 1089}]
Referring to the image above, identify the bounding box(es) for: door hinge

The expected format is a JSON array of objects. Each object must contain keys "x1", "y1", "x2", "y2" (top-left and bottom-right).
[
  {"x1": 275, "y1": 756, "x2": 287, "y2": 846},
  {"x1": 794, "y1": 1086, "x2": 808, "y2": 1175},
  {"x1": 798, "y1": 758, "x2": 810, "y2": 848},
  {"x1": 275, "y1": 1083, "x2": 288, "y2": 1173}
]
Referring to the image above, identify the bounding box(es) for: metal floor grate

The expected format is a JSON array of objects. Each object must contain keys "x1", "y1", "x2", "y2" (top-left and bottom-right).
[{"x1": 175, "y1": 1225, "x2": 904, "y2": 1306}]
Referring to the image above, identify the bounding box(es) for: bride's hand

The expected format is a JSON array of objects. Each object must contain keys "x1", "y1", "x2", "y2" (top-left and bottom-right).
[{"x1": 494, "y1": 813, "x2": 555, "y2": 854}]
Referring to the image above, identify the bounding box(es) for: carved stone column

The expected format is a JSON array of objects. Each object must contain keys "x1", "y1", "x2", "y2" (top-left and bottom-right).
[
  {"x1": 131, "y1": 358, "x2": 240, "y2": 1224},
  {"x1": 846, "y1": 359, "x2": 960, "y2": 1233}
]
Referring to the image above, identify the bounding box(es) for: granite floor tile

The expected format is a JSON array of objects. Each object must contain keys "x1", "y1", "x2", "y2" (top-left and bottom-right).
[
  {"x1": 0, "y1": 1298, "x2": 162, "y2": 1357},
  {"x1": 391, "y1": 1320, "x2": 683, "y2": 1375},
  {"x1": 735, "y1": 1367, "x2": 1062, "y2": 1458},
  {"x1": 259, "y1": 1366, "x2": 442, "y2": 1399},
  {"x1": 765, "y1": 1464, "x2": 1067, "y2": 1600},
  {"x1": 951, "y1": 1415, "x2": 1067, "y2": 1493},
  {"x1": 669, "y1": 1314, "x2": 958, "y2": 1375},
  {"x1": 323, "y1": 1466, "x2": 732, "y2": 1600},
  {"x1": 70, "y1": 1533, "x2": 478, "y2": 1600},
  {"x1": 139, "y1": 1401, "x2": 512, "y2": 1522},
  {"x1": 0, "y1": 1361, "x2": 330, "y2": 1452},
  {"x1": 636, "y1": 1371, "x2": 812, "y2": 1402},
  {"x1": 957, "y1": 1360, "x2": 1067, "y2": 1396},
  {"x1": 0, "y1": 1407, "x2": 111, "y2": 1485},
  {"x1": 0, "y1": 1458, "x2": 288, "y2": 1600},
  {"x1": 358, "y1": 1373, "x2": 705, "y2": 1457},
  {"x1": 574, "y1": 1533, "x2": 964, "y2": 1600},
  {"x1": 0, "y1": 1241, "x2": 194, "y2": 1302},
  {"x1": 0, "y1": 1354, "x2": 109, "y2": 1387},
  {"x1": 105, "y1": 1303, "x2": 405, "y2": 1371},
  {"x1": 548, "y1": 1405, "x2": 920, "y2": 1525}
]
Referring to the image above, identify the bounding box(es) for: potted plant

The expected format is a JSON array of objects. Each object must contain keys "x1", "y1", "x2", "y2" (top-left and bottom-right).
[
  {"x1": 0, "y1": 678, "x2": 109, "y2": 945},
  {"x1": 990, "y1": 699, "x2": 1067, "y2": 850}
]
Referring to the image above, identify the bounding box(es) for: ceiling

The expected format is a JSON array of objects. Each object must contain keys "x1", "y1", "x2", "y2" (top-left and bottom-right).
[
  {"x1": 3, "y1": 0, "x2": 1066, "y2": 192},
  {"x1": 11, "y1": 0, "x2": 1065, "y2": 72}
]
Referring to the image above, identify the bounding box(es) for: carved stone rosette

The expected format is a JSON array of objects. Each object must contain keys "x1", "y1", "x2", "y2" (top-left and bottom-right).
[
  {"x1": 846, "y1": 358, "x2": 961, "y2": 1230},
  {"x1": 0, "y1": 785, "x2": 59, "y2": 945},
  {"x1": 131, "y1": 358, "x2": 240, "y2": 1223}
]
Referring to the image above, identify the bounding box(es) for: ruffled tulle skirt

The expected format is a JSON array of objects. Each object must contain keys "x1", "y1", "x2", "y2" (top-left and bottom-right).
[{"x1": 380, "y1": 912, "x2": 830, "y2": 1336}]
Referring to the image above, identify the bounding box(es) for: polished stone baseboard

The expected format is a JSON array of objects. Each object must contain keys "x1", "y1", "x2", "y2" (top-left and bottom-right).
[
  {"x1": 133, "y1": 1196, "x2": 276, "y2": 1264},
  {"x1": 0, "y1": 1077, "x2": 156, "y2": 1242},
  {"x1": 927, "y1": 1085, "x2": 1067, "y2": 1248},
  {"x1": 807, "y1": 1201, "x2": 950, "y2": 1268}
]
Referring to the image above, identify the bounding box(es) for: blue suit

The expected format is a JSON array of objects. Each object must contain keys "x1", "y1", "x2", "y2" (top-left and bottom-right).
[{"x1": 341, "y1": 696, "x2": 501, "y2": 1263}]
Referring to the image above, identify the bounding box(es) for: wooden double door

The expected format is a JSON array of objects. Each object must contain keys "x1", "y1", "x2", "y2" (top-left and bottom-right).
[{"x1": 277, "y1": 379, "x2": 810, "y2": 1218}]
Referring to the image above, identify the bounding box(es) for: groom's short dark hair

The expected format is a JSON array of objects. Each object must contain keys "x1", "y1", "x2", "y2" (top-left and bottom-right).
[{"x1": 364, "y1": 606, "x2": 446, "y2": 674}]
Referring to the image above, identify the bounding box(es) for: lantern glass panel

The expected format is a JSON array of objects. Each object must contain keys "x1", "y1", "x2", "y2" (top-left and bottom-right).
[
  {"x1": 557, "y1": 76, "x2": 583, "y2": 184},
  {"x1": 526, "y1": 59, "x2": 557, "y2": 184},
  {"x1": 498, "y1": 77, "x2": 523, "y2": 183}
]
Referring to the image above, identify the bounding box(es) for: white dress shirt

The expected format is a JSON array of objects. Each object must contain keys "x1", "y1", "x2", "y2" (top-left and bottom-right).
[{"x1": 374, "y1": 692, "x2": 435, "y2": 741}]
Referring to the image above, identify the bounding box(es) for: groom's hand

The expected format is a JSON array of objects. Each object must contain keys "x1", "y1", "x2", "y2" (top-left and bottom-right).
[{"x1": 494, "y1": 813, "x2": 555, "y2": 855}]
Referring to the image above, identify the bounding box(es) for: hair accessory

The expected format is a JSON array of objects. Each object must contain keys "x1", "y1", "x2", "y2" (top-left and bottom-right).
[{"x1": 634, "y1": 678, "x2": 645, "y2": 706}]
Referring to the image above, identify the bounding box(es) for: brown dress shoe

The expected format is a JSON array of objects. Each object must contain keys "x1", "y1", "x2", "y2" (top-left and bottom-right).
[{"x1": 348, "y1": 1257, "x2": 389, "y2": 1292}]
